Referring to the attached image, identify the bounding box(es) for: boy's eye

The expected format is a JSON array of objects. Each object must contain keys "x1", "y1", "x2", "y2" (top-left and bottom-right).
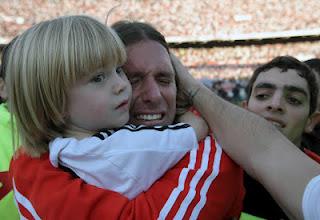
[
  {"x1": 90, "y1": 73, "x2": 106, "y2": 83},
  {"x1": 287, "y1": 96, "x2": 302, "y2": 105},
  {"x1": 255, "y1": 93, "x2": 269, "y2": 100}
]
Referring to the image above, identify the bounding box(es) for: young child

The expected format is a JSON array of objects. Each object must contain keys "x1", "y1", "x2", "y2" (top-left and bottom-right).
[
  {"x1": 6, "y1": 15, "x2": 206, "y2": 200},
  {"x1": 0, "y1": 38, "x2": 20, "y2": 220}
]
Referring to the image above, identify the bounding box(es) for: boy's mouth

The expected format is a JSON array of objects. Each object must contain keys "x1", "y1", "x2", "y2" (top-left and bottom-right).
[{"x1": 265, "y1": 117, "x2": 285, "y2": 128}]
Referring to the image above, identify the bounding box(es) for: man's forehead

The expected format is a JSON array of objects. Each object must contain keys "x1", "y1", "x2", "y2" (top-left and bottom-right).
[
  {"x1": 253, "y1": 68, "x2": 309, "y2": 93},
  {"x1": 124, "y1": 40, "x2": 173, "y2": 72}
]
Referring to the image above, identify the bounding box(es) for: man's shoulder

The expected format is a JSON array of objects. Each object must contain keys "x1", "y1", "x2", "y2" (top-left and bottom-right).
[
  {"x1": 304, "y1": 148, "x2": 320, "y2": 164},
  {"x1": 10, "y1": 150, "x2": 61, "y2": 188},
  {"x1": 199, "y1": 134, "x2": 242, "y2": 169}
]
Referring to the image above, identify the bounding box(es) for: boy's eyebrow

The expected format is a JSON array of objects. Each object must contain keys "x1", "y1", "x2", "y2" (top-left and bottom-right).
[
  {"x1": 254, "y1": 82, "x2": 276, "y2": 90},
  {"x1": 254, "y1": 83, "x2": 308, "y2": 97},
  {"x1": 284, "y1": 85, "x2": 308, "y2": 97}
]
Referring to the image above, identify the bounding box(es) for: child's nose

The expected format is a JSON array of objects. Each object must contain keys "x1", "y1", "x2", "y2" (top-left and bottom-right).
[{"x1": 113, "y1": 73, "x2": 128, "y2": 94}]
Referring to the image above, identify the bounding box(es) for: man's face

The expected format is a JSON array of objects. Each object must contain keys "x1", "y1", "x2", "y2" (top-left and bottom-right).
[
  {"x1": 123, "y1": 40, "x2": 177, "y2": 126},
  {"x1": 245, "y1": 67, "x2": 311, "y2": 146}
]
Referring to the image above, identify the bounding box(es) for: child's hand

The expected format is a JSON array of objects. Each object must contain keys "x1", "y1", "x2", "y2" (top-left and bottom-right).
[{"x1": 178, "y1": 111, "x2": 209, "y2": 141}]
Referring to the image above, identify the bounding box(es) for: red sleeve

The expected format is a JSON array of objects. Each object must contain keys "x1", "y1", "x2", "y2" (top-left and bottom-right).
[
  {"x1": 10, "y1": 135, "x2": 244, "y2": 220},
  {"x1": 304, "y1": 148, "x2": 320, "y2": 164}
]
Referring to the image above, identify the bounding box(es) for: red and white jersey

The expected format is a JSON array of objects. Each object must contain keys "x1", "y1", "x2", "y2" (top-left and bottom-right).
[
  {"x1": 49, "y1": 123, "x2": 197, "y2": 199},
  {"x1": 10, "y1": 135, "x2": 244, "y2": 220},
  {"x1": 304, "y1": 148, "x2": 320, "y2": 164},
  {"x1": 302, "y1": 174, "x2": 320, "y2": 220}
]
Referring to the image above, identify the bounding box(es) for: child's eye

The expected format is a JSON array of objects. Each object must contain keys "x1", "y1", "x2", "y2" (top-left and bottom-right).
[
  {"x1": 116, "y1": 67, "x2": 124, "y2": 75},
  {"x1": 90, "y1": 73, "x2": 106, "y2": 83}
]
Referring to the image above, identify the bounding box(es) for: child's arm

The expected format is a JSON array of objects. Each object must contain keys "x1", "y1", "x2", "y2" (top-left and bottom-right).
[
  {"x1": 49, "y1": 123, "x2": 197, "y2": 199},
  {"x1": 177, "y1": 110, "x2": 209, "y2": 141}
]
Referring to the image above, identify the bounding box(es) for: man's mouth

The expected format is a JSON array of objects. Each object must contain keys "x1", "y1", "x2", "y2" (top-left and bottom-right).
[
  {"x1": 136, "y1": 114, "x2": 163, "y2": 121},
  {"x1": 271, "y1": 121, "x2": 283, "y2": 128},
  {"x1": 265, "y1": 118, "x2": 285, "y2": 128}
]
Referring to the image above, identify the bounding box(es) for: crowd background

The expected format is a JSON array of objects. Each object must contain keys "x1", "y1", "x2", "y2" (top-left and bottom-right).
[{"x1": 1, "y1": 0, "x2": 320, "y2": 103}]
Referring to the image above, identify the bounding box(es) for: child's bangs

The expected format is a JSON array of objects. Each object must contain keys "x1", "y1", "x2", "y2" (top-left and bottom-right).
[{"x1": 71, "y1": 21, "x2": 127, "y2": 81}]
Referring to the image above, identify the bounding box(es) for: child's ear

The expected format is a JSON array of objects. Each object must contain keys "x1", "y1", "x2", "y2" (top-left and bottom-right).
[
  {"x1": 0, "y1": 78, "x2": 7, "y2": 101},
  {"x1": 304, "y1": 111, "x2": 320, "y2": 133},
  {"x1": 241, "y1": 100, "x2": 248, "y2": 109}
]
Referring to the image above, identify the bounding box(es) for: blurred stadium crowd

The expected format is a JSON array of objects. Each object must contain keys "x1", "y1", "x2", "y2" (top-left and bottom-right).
[{"x1": 1, "y1": 0, "x2": 320, "y2": 102}]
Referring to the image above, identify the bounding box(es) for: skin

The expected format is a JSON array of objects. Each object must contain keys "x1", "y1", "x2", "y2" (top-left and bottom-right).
[
  {"x1": 66, "y1": 42, "x2": 205, "y2": 141},
  {"x1": 123, "y1": 40, "x2": 177, "y2": 126},
  {"x1": 66, "y1": 66, "x2": 132, "y2": 139},
  {"x1": 171, "y1": 55, "x2": 320, "y2": 219},
  {"x1": 244, "y1": 67, "x2": 312, "y2": 146}
]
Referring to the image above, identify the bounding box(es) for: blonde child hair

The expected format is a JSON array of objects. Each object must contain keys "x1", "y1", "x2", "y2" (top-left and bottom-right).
[{"x1": 6, "y1": 15, "x2": 126, "y2": 156}]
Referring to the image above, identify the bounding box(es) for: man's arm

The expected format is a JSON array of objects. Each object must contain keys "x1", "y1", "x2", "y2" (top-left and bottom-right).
[
  {"x1": 11, "y1": 134, "x2": 244, "y2": 219},
  {"x1": 171, "y1": 54, "x2": 320, "y2": 219}
]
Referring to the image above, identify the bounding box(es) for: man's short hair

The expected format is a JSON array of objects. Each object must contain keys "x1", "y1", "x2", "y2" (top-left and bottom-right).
[
  {"x1": 111, "y1": 20, "x2": 169, "y2": 52},
  {"x1": 0, "y1": 38, "x2": 17, "y2": 80},
  {"x1": 112, "y1": 20, "x2": 192, "y2": 115},
  {"x1": 0, "y1": 37, "x2": 17, "y2": 103},
  {"x1": 304, "y1": 58, "x2": 320, "y2": 77},
  {"x1": 246, "y1": 56, "x2": 318, "y2": 115}
]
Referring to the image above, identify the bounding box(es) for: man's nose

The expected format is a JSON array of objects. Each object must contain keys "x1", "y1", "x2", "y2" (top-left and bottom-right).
[
  {"x1": 141, "y1": 78, "x2": 161, "y2": 103},
  {"x1": 267, "y1": 93, "x2": 285, "y2": 113}
]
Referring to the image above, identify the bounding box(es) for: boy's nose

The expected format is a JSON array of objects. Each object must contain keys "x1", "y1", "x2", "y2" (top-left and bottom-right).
[{"x1": 267, "y1": 94, "x2": 285, "y2": 113}]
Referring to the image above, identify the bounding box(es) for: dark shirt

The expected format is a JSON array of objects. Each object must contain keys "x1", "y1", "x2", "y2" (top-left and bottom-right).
[
  {"x1": 243, "y1": 145, "x2": 320, "y2": 220},
  {"x1": 243, "y1": 173, "x2": 289, "y2": 220},
  {"x1": 302, "y1": 124, "x2": 320, "y2": 155}
]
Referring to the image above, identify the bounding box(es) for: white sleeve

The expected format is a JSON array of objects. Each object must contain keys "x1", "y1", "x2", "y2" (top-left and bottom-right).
[
  {"x1": 302, "y1": 174, "x2": 320, "y2": 220},
  {"x1": 49, "y1": 123, "x2": 197, "y2": 199}
]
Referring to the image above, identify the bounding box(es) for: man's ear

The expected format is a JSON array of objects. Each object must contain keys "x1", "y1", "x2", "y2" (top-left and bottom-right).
[
  {"x1": 304, "y1": 111, "x2": 320, "y2": 133},
  {"x1": 241, "y1": 100, "x2": 248, "y2": 109},
  {"x1": 0, "y1": 78, "x2": 7, "y2": 101}
]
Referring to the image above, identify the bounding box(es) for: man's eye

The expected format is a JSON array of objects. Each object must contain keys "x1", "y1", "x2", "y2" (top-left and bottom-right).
[
  {"x1": 91, "y1": 73, "x2": 105, "y2": 83},
  {"x1": 287, "y1": 96, "x2": 302, "y2": 105},
  {"x1": 128, "y1": 76, "x2": 141, "y2": 85},
  {"x1": 255, "y1": 93, "x2": 269, "y2": 100},
  {"x1": 158, "y1": 77, "x2": 172, "y2": 85}
]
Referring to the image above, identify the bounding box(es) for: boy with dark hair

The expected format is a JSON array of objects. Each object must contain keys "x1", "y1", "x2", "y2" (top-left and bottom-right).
[
  {"x1": 303, "y1": 58, "x2": 320, "y2": 155},
  {"x1": 242, "y1": 56, "x2": 320, "y2": 219}
]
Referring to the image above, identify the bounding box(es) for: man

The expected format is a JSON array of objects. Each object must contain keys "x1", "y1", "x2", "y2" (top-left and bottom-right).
[
  {"x1": 241, "y1": 56, "x2": 320, "y2": 219},
  {"x1": 170, "y1": 54, "x2": 320, "y2": 220},
  {"x1": 303, "y1": 58, "x2": 320, "y2": 155},
  {"x1": 9, "y1": 23, "x2": 320, "y2": 220},
  {"x1": 10, "y1": 21, "x2": 244, "y2": 219},
  {"x1": 0, "y1": 41, "x2": 20, "y2": 220}
]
